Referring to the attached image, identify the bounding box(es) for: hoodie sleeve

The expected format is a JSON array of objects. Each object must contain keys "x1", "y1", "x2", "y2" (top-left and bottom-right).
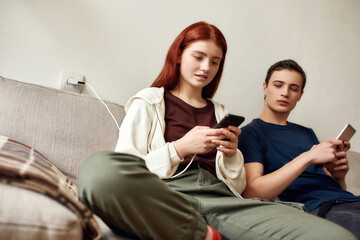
[
  {"x1": 115, "y1": 97, "x2": 182, "y2": 178},
  {"x1": 211, "y1": 100, "x2": 246, "y2": 196},
  {"x1": 215, "y1": 150, "x2": 246, "y2": 197}
]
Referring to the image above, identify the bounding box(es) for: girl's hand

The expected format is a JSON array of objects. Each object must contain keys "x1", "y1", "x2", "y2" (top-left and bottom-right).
[
  {"x1": 211, "y1": 125, "x2": 241, "y2": 158},
  {"x1": 173, "y1": 126, "x2": 226, "y2": 159}
]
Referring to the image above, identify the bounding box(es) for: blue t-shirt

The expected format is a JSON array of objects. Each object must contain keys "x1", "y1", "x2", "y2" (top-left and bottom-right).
[{"x1": 238, "y1": 118, "x2": 360, "y2": 211}]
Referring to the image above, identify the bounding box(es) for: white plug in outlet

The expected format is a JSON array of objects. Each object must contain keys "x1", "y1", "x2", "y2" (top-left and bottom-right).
[{"x1": 60, "y1": 71, "x2": 84, "y2": 93}]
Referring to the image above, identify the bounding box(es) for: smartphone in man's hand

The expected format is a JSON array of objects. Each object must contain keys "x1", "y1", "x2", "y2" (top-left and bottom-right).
[{"x1": 336, "y1": 124, "x2": 356, "y2": 141}]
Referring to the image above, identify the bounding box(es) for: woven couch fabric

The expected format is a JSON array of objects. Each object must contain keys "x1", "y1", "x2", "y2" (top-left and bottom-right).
[
  {"x1": 0, "y1": 76, "x2": 130, "y2": 239},
  {"x1": 0, "y1": 136, "x2": 77, "y2": 197},
  {"x1": 0, "y1": 76, "x2": 125, "y2": 184},
  {"x1": 0, "y1": 183, "x2": 82, "y2": 240},
  {"x1": 0, "y1": 136, "x2": 101, "y2": 240},
  {"x1": 346, "y1": 151, "x2": 360, "y2": 195}
]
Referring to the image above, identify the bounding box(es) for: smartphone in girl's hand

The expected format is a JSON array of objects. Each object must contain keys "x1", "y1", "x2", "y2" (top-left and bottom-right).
[{"x1": 214, "y1": 114, "x2": 245, "y2": 129}]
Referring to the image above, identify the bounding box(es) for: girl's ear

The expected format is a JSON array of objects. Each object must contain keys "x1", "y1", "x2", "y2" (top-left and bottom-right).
[{"x1": 177, "y1": 49, "x2": 182, "y2": 64}]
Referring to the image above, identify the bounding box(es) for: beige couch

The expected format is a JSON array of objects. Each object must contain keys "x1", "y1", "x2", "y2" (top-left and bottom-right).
[
  {"x1": 0, "y1": 76, "x2": 359, "y2": 239},
  {"x1": 0, "y1": 76, "x2": 131, "y2": 240}
]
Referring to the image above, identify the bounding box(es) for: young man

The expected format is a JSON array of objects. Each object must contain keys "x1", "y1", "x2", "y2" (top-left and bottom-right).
[{"x1": 238, "y1": 59, "x2": 360, "y2": 238}]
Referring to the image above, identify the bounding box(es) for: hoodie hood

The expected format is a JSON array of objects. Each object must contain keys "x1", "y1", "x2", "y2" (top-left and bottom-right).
[{"x1": 125, "y1": 87, "x2": 164, "y2": 112}]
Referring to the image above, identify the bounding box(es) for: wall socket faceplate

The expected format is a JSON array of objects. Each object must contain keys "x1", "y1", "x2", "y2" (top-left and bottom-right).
[{"x1": 60, "y1": 71, "x2": 84, "y2": 93}]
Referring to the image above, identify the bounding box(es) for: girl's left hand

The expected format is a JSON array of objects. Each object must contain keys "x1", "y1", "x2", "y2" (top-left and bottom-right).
[{"x1": 211, "y1": 125, "x2": 241, "y2": 158}]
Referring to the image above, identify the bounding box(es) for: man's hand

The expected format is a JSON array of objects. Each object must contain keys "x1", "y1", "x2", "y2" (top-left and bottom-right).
[
  {"x1": 322, "y1": 140, "x2": 351, "y2": 190},
  {"x1": 307, "y1": 140, "x2": 339, "y2": 165},
  {"x1": 323, "y1": 151, "x2": 349, "y2": 179}
]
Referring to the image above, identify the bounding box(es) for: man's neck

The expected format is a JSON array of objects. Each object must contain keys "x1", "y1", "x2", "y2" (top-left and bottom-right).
[{"x1": 259, "y1": 108, "x2": 289, "y2": 125}]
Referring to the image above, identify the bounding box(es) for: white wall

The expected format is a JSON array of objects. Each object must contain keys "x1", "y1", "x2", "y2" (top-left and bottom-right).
[{"x1": 1, "y1": 0, "x2": 359, "y2": 151}]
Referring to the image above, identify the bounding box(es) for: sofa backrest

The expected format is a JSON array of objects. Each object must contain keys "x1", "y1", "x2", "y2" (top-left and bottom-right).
[
  {"x1": 0, "y1": 76, "x2": 125, "y2": 183},
  {"x1": 346, "y1": 150, "x2": 360, "y2": 195}
]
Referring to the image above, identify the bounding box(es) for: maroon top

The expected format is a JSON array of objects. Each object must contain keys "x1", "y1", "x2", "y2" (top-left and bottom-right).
[{"x1": 164, "y1": 90, "x2": 217, "y2": 175}]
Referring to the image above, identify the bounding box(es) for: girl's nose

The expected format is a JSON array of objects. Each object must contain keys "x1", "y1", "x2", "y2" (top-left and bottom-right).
[{"x1": 200, "y1": 60, "x2": 210, "y2": 72}]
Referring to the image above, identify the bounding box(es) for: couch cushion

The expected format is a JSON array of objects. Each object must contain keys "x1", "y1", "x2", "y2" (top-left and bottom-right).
[
  {"x1": 0, "y1": 76, "x2": 125, "y2": 183},
  {"x1": 0, "y1": 183, "x2": 82, "y2": 239},
  {"x1": 346, "y1": 151, "x2": 360, "y2": 196},
  {"x1": 0, "y1": 135, "x2": 101, "y2": 239}
]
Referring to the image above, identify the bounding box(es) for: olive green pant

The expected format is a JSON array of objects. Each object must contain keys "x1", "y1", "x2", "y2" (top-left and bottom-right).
[{"x1": 77, "y1": 151, "x2": 356, "y2": 240}]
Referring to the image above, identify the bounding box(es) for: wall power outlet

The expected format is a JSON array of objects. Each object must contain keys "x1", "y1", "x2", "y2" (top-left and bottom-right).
[{"x1": 60, "y1": 71, "x2": 84, "y2": 94}]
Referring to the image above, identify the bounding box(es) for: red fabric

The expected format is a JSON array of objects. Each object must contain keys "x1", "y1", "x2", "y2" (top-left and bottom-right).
[{"x1": 209, "y1": 225, "x2": 222, "y2": 240}]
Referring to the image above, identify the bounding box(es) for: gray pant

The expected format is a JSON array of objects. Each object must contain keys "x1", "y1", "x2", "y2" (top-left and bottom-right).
[
  {"x1": 77, "y1": 151, "x2": 356, "y2": 240},
  {"x1": 311, "y1": 201, "x2": 360, "y2": 239}
]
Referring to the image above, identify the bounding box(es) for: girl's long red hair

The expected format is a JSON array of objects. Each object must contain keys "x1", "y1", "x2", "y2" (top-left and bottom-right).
[{"x1": 151, "y1": 21, "x2": 227, "y2": 98}]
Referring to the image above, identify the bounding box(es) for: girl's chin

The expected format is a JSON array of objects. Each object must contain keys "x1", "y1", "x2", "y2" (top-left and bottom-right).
[{"x1": 190, "y1": 82, "x2": 209, "y2": 88}]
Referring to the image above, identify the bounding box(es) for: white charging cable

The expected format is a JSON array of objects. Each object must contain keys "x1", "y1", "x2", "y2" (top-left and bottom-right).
[
  {"x1": 171, "y1": 154, "x2": 196, "y2": 178},
  {"x1": 67, "y1": 78, "x2": 120, "y2": 130}
]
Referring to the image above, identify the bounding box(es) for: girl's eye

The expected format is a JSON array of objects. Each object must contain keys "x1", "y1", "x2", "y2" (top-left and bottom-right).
[
  {"x1": 212, "y1": 61, "x2": 219, "y2": 65},
  {"x1": 194, "y1": 56, "x2": 202, "y2": 60},
  {"x1": 290, "y1": 87, "x2": 299, "y2": 92}
]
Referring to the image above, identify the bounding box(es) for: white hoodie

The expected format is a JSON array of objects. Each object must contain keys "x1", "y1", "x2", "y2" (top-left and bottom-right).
[{"x1": 115, "y1": 87, "x2": 246, "y2": 197}]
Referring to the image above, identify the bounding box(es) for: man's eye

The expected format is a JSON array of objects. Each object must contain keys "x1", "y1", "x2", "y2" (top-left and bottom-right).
[
  {"x1": 290, "y1": 87, "x2": 299, "y2": 92},
  {"x1": 274, "y1": 84, "x2": 282, "y2": 88}
]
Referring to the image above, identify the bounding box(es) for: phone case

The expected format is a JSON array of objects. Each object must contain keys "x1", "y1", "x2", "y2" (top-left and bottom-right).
[
  {"x1": 214, "y1": 114, "x2": 245, "y2": 129},
  {"x1": 336, "y1": 124, "x2": 356, "y2": 141}
]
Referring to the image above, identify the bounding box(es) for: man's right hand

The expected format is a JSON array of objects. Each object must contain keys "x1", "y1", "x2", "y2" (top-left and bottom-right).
[{"x1": 307, "y1": 140, "x2": 345, "y2": 165}]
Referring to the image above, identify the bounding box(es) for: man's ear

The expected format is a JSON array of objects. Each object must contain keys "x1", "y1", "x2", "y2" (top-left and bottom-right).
[
  {"x1": 298, "y1": 91, "x2": 304, "y2": 101},
  {"x1": 263, "y1": 82, "x2": 267, "y2": 95}
]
